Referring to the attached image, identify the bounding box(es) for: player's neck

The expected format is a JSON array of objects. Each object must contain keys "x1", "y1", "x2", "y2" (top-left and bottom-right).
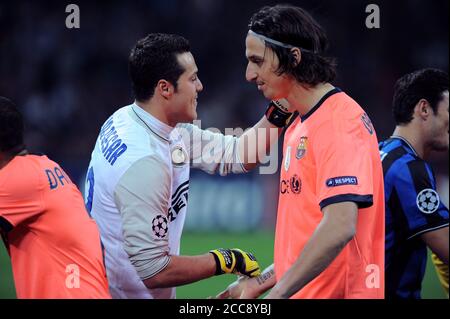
[
  {"x1": 392, "y1": 126, "x2": 426, "y2": 159},
  {"x1": 286, "y1": 82, "x2": 335, "y2": 116},
  {"x1": 0, "y1": 149, "x2": 27, "y2": 170},
  {"x1": 135, "y1": 99, "x2": 174, "y2": 127},
  {"x1": 0, "y1": 154, "x2": 8, "y2": 170}
]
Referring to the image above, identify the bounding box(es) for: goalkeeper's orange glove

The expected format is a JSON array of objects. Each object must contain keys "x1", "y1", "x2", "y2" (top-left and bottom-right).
[{"x1": 210, "y1": 248, "x2": 261, "y2": 277}]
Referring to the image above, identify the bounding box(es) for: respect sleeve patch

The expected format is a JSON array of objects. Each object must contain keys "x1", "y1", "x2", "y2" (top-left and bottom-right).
[{"x1": 326, "y1": 176, "x2": 358, "y2": 187}]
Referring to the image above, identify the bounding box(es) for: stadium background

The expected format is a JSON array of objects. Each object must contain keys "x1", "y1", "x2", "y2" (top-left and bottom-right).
[{"x1": 0, "y1": 0, "x2": 448, "y2": 298}]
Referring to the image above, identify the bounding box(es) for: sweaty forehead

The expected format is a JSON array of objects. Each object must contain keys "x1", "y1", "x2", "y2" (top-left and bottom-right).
[
  {"x1": 177, "y1": 52, "x2": 198, "y2": 74},
  {"x1": 440, "y1": 91, "x2": 449, "y2": 107},
  {"x1": 245, "y1": 34, "x2": 266, "y2": 58}
]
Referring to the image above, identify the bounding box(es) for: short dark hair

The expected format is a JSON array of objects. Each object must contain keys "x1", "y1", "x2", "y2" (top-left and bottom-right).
[
  {"x1": 392, "y1": 68, "x2": 449, "y2": 125},
  {"x1": 248, "y1": 4, "x2": 336, "y2": 87},
  {"x1": 0, "y1": 97, "x2": 24, "y2": 153},
  {"x1": 129, "y1": 33, "x2": 191, "y2": 102}
]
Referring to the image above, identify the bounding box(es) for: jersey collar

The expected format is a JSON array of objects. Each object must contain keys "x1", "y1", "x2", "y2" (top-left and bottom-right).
[
  {"x1": 300, "y1": 88, "x2": 342, "y2": 122},
  {"x1": 390, "y1": 135, "x2": 419, "y2": 157},
  {"x1": 131, "y1": 103, "x2": 173, "y2": 142}
]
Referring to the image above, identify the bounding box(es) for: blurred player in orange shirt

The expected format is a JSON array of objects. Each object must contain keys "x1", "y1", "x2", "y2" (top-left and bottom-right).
[
  {"x1": 0, "y1": 96, "x2": 111, "y2": 299},
  {"x1": 217, "y1": 5, "x2": 384, "y2": 299}
]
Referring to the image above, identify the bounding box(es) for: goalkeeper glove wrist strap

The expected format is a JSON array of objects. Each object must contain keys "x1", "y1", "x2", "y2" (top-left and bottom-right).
[
  {"x1": 265, "y1": 101, "x2": 293, "y2": 127},
  {"x1": 210, "y1": 249, "x2": 234, "y2": 276}
]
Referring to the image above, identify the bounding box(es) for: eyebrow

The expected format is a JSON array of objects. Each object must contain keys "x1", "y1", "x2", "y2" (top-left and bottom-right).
[
  {"x1": 188, "y1": 70, "x2": 198, "y2": 77},
  {"x1": 247, "y1": 54, "x2": 264, "y2": 62}
]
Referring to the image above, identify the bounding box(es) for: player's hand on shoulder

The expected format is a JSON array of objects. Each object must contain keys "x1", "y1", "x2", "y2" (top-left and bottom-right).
[
  {"x1": 272, "y1": 98, "x2": 292, "y2": 113},
  {"x1": 265, "y1": 99, "x2": 294, "y2": 127}
]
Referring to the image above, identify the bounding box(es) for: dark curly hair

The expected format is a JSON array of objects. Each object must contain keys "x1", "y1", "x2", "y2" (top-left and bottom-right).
[
  {"x1": 248, "y1": 4, "x2": 336, "y2": 87},
  {"x1": 0, "y1": 97, "x2": 25, "y2": 154},
  {"x1": 129, "y1": 33, "x2": 191, "y2": 102},
  {"x1": 393, "y1": 68, "x2": 449, "y2": 125}
]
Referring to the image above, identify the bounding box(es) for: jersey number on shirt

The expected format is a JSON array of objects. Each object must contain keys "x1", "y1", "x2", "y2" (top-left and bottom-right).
[{"x1": 85, "y1": 167, "x2": 95, "y2": 215}]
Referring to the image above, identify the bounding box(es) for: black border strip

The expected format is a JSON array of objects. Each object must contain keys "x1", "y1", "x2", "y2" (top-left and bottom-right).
[
  {"x1": 300, "y1": 88, "x2": 342, "y2": 122},
  {"x1": 319, "y1": 194, "x2": 373, "y2": 210}
]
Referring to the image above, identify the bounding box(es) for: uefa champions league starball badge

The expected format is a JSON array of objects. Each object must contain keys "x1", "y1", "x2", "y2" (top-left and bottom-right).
[
  {"x1": 416, "y1": 188, "x2": 440, "y2": 214},
  {"x1": 171, "y1": 146, "x2": 187, "y2": 167},
  {"x1": 151, "y1": 215, "x2": 168, "y2": 239}
]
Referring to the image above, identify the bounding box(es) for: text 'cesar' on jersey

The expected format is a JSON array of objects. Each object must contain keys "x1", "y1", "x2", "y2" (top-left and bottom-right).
[{"x1": 99, "y1": 117, "x2": 128, "y2": 166}]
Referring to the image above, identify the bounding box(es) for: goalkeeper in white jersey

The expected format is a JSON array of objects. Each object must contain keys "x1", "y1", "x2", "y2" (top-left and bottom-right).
[{"x1": 85, "y1": 33, "x2": 293, "y2": 299}]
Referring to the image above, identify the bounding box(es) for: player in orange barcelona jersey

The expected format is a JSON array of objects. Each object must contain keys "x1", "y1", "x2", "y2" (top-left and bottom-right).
[
  {"x1": 217, "y1": 5, "x2": 384, "y2": 299},
  {"x1": 0, "y1": 97, "x2": 111, "y2": 299}
]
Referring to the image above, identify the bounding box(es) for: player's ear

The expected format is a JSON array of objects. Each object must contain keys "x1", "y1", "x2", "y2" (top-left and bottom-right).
[
  {"x1": 416, "y1": 99, "x2": 431, "y2": 121},
  {"x1": 290, "y1": 47, "x2": 302, "y2": 67},
  {"x1": 157, "y1": 80, "x2": 174, "y2": 99}
]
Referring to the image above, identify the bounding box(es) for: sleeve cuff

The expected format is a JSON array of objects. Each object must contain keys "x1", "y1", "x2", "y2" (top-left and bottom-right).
[
  {"x1": 136, "y1": 255, "x2": 171, "y2": 281},
  {"x1": 233, "y1": 138, "x2": 248, "y2": 174},
  {"x1": 407, "y1": 222, "x2": 449, "y2": 240},
  {"x1": 236, "y1": 152, "x2": 248, "y2": 173},
  {"x1": 319, "y1": 194, "x2": 373, "y2": 210}
]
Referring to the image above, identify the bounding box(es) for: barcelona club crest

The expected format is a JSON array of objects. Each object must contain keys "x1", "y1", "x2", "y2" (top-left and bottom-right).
[{"x1": 296, "y1": 136, "x2": 308, "y2": 159}]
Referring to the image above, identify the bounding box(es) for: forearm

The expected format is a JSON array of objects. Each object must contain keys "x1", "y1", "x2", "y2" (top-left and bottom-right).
[
  {"x1": 217, "y1": 264, "x2": 276, "y2": 299},
  {"x1": 437, "y1": 248, "x2": 449, "y2": 266},
  {"x1": 144, "y1": 254, "x2": 216, "y2": 288},
  {"x1": 252, "y1": 264, "x2": 276, "y2": 296},
  {"x1": 237, "y1": 116, "x2": 281, "y2": 171},
  {"x1": 268, "y1": 216, "x2": 355, "y2": 298},
  {"x1": 422, "y1": 226, "x2": 449, "y2": 265}
]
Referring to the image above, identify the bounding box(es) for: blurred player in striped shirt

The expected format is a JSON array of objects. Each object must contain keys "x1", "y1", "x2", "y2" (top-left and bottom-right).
[{"x1": 379, "y1": 69, "x2": 449, "y2": 299}]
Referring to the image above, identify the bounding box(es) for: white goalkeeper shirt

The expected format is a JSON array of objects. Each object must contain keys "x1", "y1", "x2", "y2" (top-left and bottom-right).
[{"x1": 85, "y1": 103, "x2": 245, "y2": 299}]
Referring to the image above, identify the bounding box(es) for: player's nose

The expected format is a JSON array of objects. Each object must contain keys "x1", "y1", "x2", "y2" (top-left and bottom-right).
[
  {"x1": 246, "y1": 63, "x2": 257, "y2": 83},
  {"x1": 196, "y1": 78, "x2": 203, "y2": 92}
]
